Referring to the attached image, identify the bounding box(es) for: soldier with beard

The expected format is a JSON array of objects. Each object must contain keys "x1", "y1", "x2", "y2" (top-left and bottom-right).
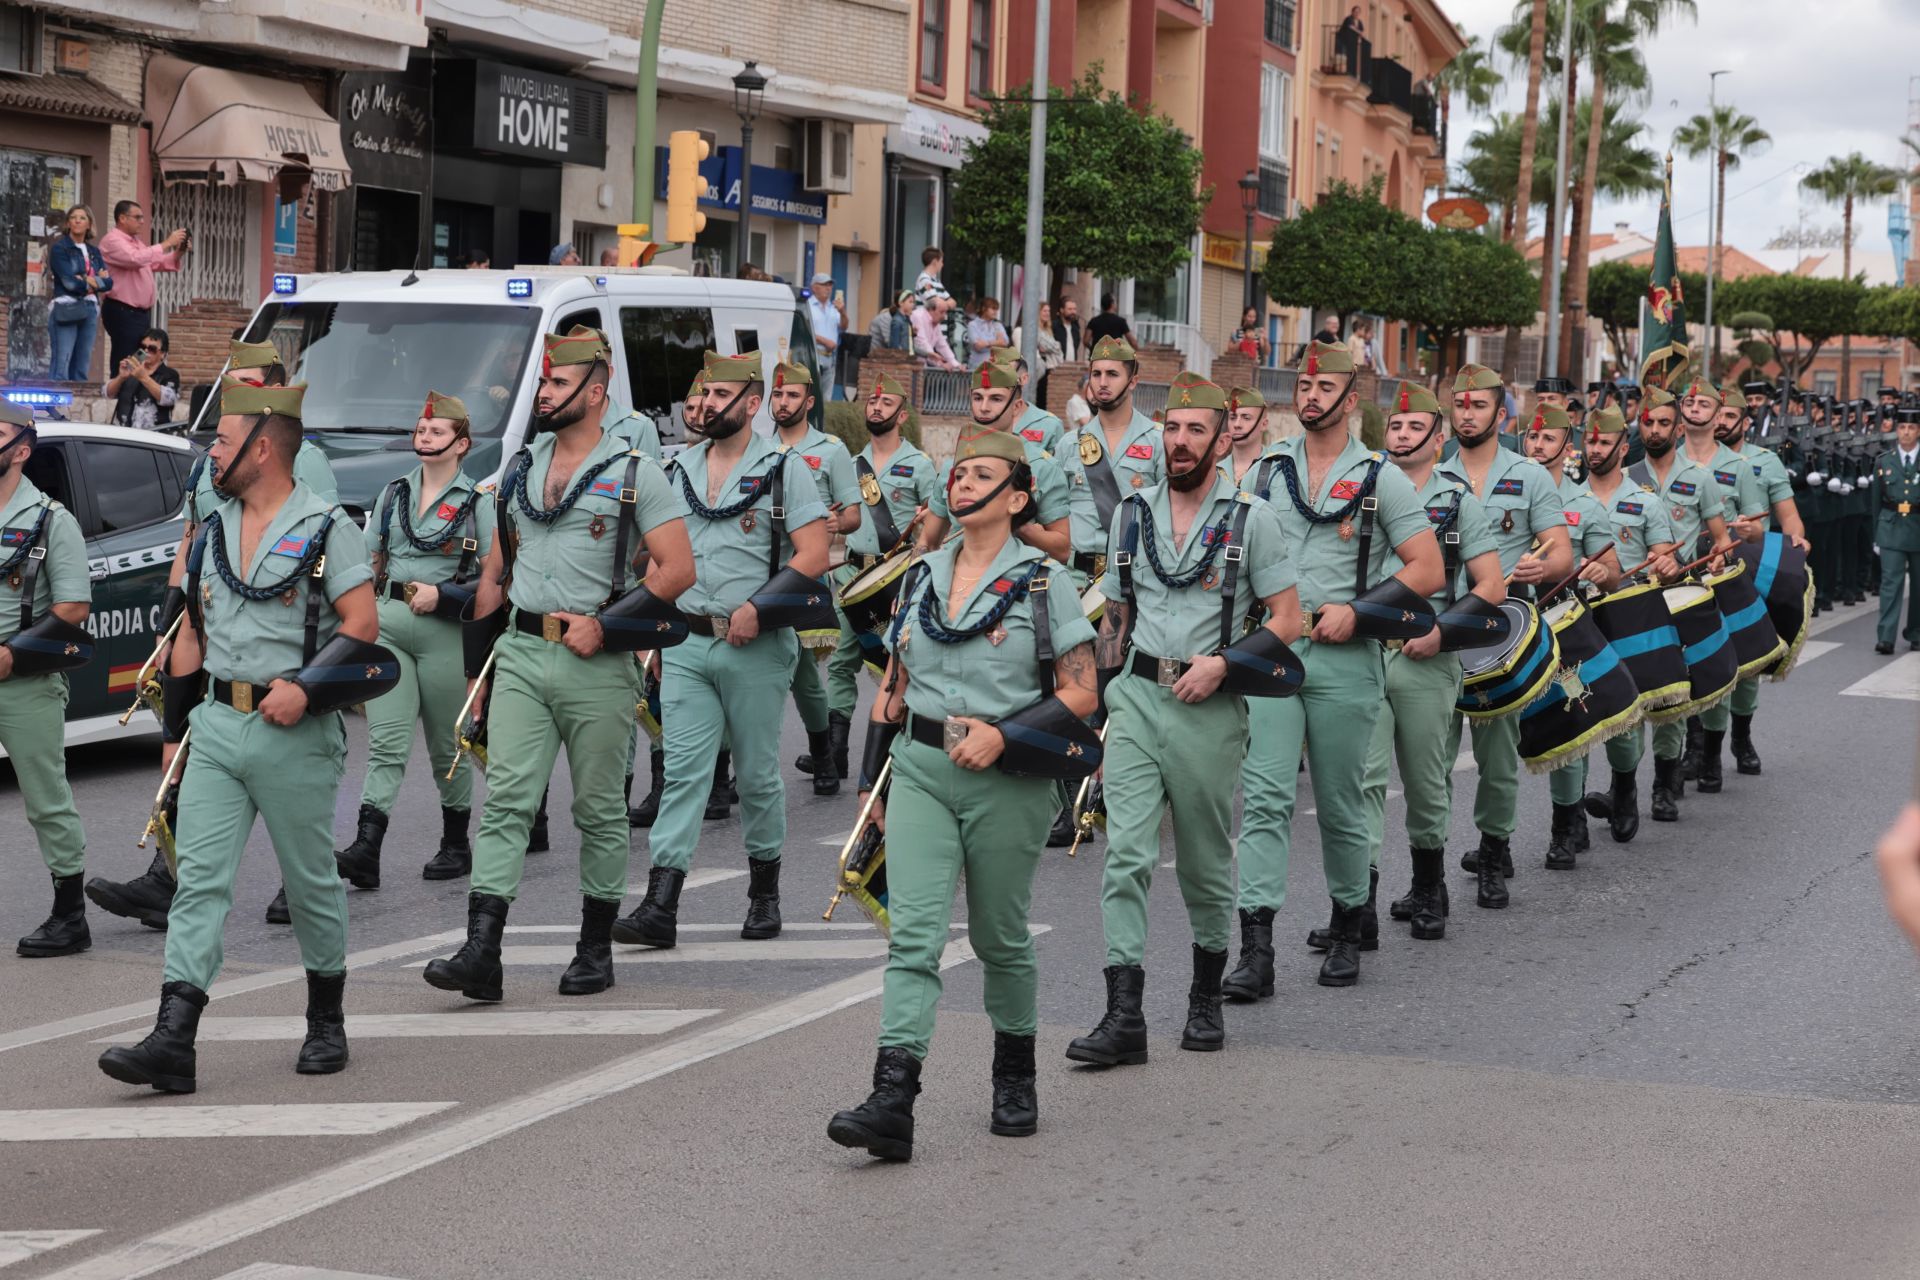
[{"x1": 422, "y1": 326, "x2": 695, "y2": 1004}]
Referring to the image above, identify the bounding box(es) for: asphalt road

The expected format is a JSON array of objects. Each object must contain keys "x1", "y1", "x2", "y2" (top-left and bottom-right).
[{"x1": 2, "y1": 600, "x2": 1917, "y2": 1280}]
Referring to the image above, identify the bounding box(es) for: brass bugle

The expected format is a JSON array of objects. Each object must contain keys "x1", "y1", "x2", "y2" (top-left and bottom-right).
[
  {"x1": 446, "y1": 646, "x2": 498, "y2": 780},
  {"x1": 824, "y1": 755, "x2": 892, "y2": 922},
  {"x1": 138, "y1": 727, "x2": 192, "y2": 876},
  {"x1": 118, "y1": 610, "x2": 186, "y2": 725},
  {"x1": 1065, "y1": 723, "x2": 1111, "y2": 858}
]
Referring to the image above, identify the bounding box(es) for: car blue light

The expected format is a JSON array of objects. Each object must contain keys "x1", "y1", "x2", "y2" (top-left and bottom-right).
[
  {"x1": 272, "y1": 274, "x2": 298, "y2": 295},
  {"x1": 506, "y1": 277, "x2": 533, "y2": 299},
  {"x1": 3, "y1": 389, "x2": 74, "y2": 407}
]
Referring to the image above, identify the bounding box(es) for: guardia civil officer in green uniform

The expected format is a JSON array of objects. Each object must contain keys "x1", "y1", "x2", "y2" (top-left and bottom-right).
[
  {"x1": 828, "y1": 428, "x2": 1098, "y2": 1162},
  {"x1": 1872, "y1": 407, "x2": 1920, "y2": 655},
  {"x1": 423, "y1": 327, "x2": 695, "y2": 1004},
  {"x1": 1229, "y1": 342, "x2": 1442, "y2": 992},
  {"x1": 0, "y1": 402, "x2": 95, "y2": 958},
  {"x1": 612, "y1": 351, "x2": 830, "y2": 948},
  {"x1": 1064, "y1": 372, "x2": 1299, "y2": 1066},
  {"x1": 1442, "y1": 364, "x2": 1573, "y2": 908},
  {"x1": 99, "y1": 382, "x2": 383, "y2": 1093},
  {"x1": 996, "y1": 345, "x2": 1066, "y2": 452},
  {"x1": 1350, "y1": 387, "x2": 1504, "y2": 945},
  {"x1": 822, "y1": 373, "x2": 940, "y2": 767},
  {"x1": 1579, "y1": 407, "x2": 1679, "y2": 842},
  {"x1": 768, "y1": 358, "x2": 861, "y2": 797},
  {"x1": 919, "y1": 362, "x2": 1073, "y2": 563},
  {"x1": 333, "y1": 392, "x2": 496, "y2": 889}
]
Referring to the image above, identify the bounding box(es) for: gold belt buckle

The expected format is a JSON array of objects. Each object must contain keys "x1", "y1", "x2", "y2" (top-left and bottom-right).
[
  {"x1": 1302, "y1": 607, "x2": 1318, "y2": 634},
  {"x1": 1901, "y1": 501, "x2": 1913, "y2": 515},
  {"x1": 942, "y1": 718, "x2": 967, "y2": 750},
  {"x1": 541, "y1": 614, "x2": 564, "y2": 643},
  {"x1": 1093, "y1": 553, "x2": 1107, "y2": 577},
  {"x1": 231, "y1": 682, "x2": 253, "y2": 714},
  {"x1": 712, "y1": 614, "x2": 731, "y2": 641},
  {"x1": 404, "y1": 582, "x2": 420, "y2": 602},
  {"x1": 1156, "y1": 657, "x2": 1181, "y2": 688}
]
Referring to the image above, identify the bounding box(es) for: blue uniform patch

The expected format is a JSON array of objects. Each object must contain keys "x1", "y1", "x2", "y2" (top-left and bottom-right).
[
  {"x1": 1614, "y1": 501, "x2": 1644, "y2": 516},
  {"x1": 1425, "y1": 505, "x2": 1453, "y2": 523},
  {"x1": 1713, "y1": 469, "x2": 1737, "y2": 487},
  {"x1": 1669, "y1": 480, "x2": 1697, "y2": 497},
  {"x1": 1201, "y1": 524, "x2": 1232, "y2": 546},
  {"x1": 269, "y1": 534, "x2": 309, "y2": 557},
  {"x1": 738, "y1": 478, "x2": 762, "y2": 494},
  {"x1": 1493, "y1": 477, "x2": 1525, "y2": 496},
  {"x1": 1752, "y1": 464, "x2": 1765, "y2": 476},
  {"x1": 0, "y1": 527, "x2": 26, "y2": 547},
  {"x1": 889, "y1": 463, "x2": 915, "y2": 478}
]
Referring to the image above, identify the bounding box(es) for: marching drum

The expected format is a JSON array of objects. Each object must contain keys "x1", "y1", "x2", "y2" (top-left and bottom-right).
[
  {"x1": 1705, "y1": 559, "x2": 1786, "y2": 682},
  {"x1": 1731, "y1": 533, "x2": 1813, "y2": 679},
  {"x1": 1658, "y1": 582, "x2": 1738, "y2": 720},
  {"x1": 838, "y1": 552, "x2": 916, "y2": 638},
  {"x1": 1518, "y1": 597, "x2": 1642, "y2": 773},
  {"x1": 1588, "y1": 581, "x2": 1689, "y2": 715},
  {"x1": 1456, "y1": 600, "x2": 1558, "y2": 722}
]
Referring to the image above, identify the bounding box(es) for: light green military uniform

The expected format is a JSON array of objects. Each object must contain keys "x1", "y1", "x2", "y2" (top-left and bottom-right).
[
  {"x1": 1058, "y1": 406, "x2": 1163, "y2": 580},
  {"x1": 1631, "y1": 450, "x2": 1725, "y2": 763},
  {"x1": 1873, "y1": 443, "x2": 1920, "y2": 649},
  {"x1": 1013, "y1": 403, "x2": 1064, "y2": 453},
  {"x1": 828, "y1": 433, "x2": 939, "y2": 718},
  {"x1": 879, "y1": 533, "x2": 1095, "y2": 1057},
  {"x1": 778, "y1": 417, "x2": 860, "y2": 735},
  {"x1": 0, "y1": 472, "x2": 90, "y2": 878},
  {"x1": 362, "y1": 460, "x2": 496, "y2": 813},
  {"x1": 1694, "y1": 439, "x2": 1771, "y2": 735},
  {"x1": 930, "y1": 435, "x2": 1071, "y2": 528},
  {"x1": 168, "y1": 480, "x2": 372, "y2": 990},
  {"x1": 188, "y1": 440, "x2": 335, "y2": 525},
  {"x1": 1583, "y1": 469, "x2": 1676, "y2": 776},
  {"x1": 1238, "y1": 432, "x2": 1429, "y2": 911},
  {"x1": 471, "y1": 428, "x2": 681, "y2": 903},
  {"x1": 1099, "y1": 466, "x2": 1295, "y2": 963},
  {"x1": 605, "y1": 406, "x2": 663, "y2": 460},
  {"x1": 1360, "y1": 466, "x2": 1497, "y2": 852},
  {"x1": 1543, "y1": 469, "x2": 1617, "y2": 807},
  {"x1": 647, "y1": 430, "x2": 826, "y2": 873}
]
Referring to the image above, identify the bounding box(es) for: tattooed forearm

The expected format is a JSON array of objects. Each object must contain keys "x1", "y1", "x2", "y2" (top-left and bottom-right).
[
  {"x1": 1057, "y1": 641, "x2": 1096, "y2": 692},
  {"x1": 1095, "y1": 601, "x2": 1129, "y2": 670}
]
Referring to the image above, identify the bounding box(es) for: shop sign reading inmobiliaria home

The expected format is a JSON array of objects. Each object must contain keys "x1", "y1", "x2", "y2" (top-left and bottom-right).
[
  {"x1": 439, "y1": 58, "x2": 608, "y2": 167},
  {"x1": 653, "y1": 145, "x2": 826, "y2": 224}
]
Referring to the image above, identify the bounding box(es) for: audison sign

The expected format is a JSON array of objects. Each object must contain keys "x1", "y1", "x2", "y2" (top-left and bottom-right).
[{"x1": 441, "y1": 58, "x2": 607, "y2": 166}]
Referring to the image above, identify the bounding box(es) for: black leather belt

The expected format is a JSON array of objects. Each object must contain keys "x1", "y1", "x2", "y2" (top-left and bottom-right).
[
  {"x1": 1129, "y1": 650, "x2": 1193, "y2": 686},
  {"x1": 513, "y1": 608, "x2": 569, "y2": 642},
  {"x1": 686, "y1": 615, "x2": 729, "y2": 638},
  {"x1": 1073, "y1": 552, "x2": 1107, "y2": 578},
  {"x1": 211, "y1": 677, "x2": 263, "y2": 713},
  {"x1": 906, "y1": 711, "x2": 976, "y2": 750},
  {"x1": 384, "y1": 581, "x2": 416, "y2": 604}
]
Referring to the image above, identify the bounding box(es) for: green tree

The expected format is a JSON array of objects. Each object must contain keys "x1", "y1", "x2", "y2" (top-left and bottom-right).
[
  {"x1": 1261, "y1": 177, "x2": 1425, "y2": 331},
  {"x1": 1585, "y1": 259, "x2": 1704, "y2": 373},
  {"x1": 1398, "y1": 229, "x2": 1539, "y2": 375},
  {"x1": 1800, "y1": 152, "x2": 1902, "y2": 391},
  {"x1": 948, "y1": 71, "x2": 1209, "y2": 282},
  {"x1": 1436, "y1": 31, "x2": 1501, "y2": 189},
  {"x1": 1674, "y1": 104, "x2": 1771, "y2": 373},
  {"x1": 1718, "y1": 274, "x2": 1866, "y2": 380},
  {"x1": 1856, "y1": 286, "x2": 1920, "y2": 345}
]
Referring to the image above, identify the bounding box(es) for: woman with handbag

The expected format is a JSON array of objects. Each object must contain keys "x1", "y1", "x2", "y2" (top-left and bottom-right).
[{"x1": 47, "y1": 206, "x2": 110, "y2": 382}]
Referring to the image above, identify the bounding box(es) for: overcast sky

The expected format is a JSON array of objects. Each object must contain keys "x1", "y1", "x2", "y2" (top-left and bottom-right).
[{"x1": 1438, "y1": 0, "x2": 1919, "y2": 257}]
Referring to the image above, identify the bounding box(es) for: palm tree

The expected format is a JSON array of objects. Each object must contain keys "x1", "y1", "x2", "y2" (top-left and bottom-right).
[
  {"x1": 1801, "y1": 152, "x2": 1902, "y2": 392},
  {"x1": 1460, "y1": 97, "x2": 1661, "y2": 228},
  {"x1": 1436, "y1": 32, "x2": 1501, "y2": 192},
  {"x1": 1498, "y1": 0, "x2": 1550, "y2": 382},
  {"x1": 1674, "y1": 104, "x2": 1770, "y2": 375}
]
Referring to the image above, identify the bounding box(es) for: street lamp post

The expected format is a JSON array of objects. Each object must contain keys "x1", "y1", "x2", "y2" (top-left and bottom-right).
[
  {"x1": 1704, "y1": 69, "x2": 1729, "y2": 377},
  {"x1": 732, "y1": 60, "x2": 767, "y2": 271},
  {"x1": 1239, "y1": 169, "x2": 1260, "y2": 317}
]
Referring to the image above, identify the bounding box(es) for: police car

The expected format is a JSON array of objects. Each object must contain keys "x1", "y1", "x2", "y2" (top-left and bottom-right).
[{"x1": 3, "y1": 410, "x2": 195, "y2": 754}]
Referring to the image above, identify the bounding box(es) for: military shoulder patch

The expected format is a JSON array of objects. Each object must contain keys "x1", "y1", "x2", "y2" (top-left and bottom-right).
[
  {"x1": 1669, "y1": 480, "x2": 1697, "y2": 496},
  {"x1": 1493, "y1": 477, "x2": 1525, "y2": 496},
  {"x1": 1614, "y1": 501, "x2": 1644, "y2": 516}
]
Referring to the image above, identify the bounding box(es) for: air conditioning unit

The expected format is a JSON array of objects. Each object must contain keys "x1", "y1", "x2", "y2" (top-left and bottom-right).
[{"x1": 802, "y1": 118, "x2": 854, "y2": 194}]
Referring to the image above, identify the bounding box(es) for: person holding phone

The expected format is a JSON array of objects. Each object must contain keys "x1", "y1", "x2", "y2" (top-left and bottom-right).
[
  {"x1": 104, "y1": 328, "x2": 180, "y2": 431},
  {"x1": 98, "y1": 200, "x2": 188, "y2": 373}
]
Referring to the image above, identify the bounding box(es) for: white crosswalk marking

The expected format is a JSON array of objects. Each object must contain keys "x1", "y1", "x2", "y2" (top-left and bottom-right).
[
  {"x1": 214, "y1": 1266, "x2": 410, "y2": 1280},
  {"x1": 498, "y1": 922, "x2": 939, "y2": 935},
  {"x1": 1840, "y1": 652, "x2": 1920, "y2": 701},
  {"x1": 1791, "y1": 639, "x2": 1840, "y2": 667},
  {"x1": 433, "y1": 939, "x2": 893, "y2": 966},
  {"x1": 0, "y1": 1103, "x2": 455, "y2": 1143},
  {"x1": 93, "y1": 1010, "x2": 721, "y2": 1044},
  {"x1": 625, "y1": 867, "x2": 745, "y2": 895},
  {"x1": 0, "y1": 1233, "x2": 101, "y2": 1270}
]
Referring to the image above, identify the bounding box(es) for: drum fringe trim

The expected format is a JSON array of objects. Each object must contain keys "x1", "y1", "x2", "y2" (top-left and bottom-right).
[
  {"x1": 1648, "y1": 678, "x2": 1736, "y2": 724},
  {"x1": 798, "y1": 628, "x2": 841, "y2": 654},
  {"x1": 1734, "y1": 643, "x2": 1786, "y2": 683},
  {"x1": 1522, "y1": 704, "x2": 1643, "y2": 774},
  {"x1": 1766, "y1": 576, "x2": 1816, "y2": 683},
  {"x1": 1634, "y1": 681, "x2": 1692, "y2": 714}
]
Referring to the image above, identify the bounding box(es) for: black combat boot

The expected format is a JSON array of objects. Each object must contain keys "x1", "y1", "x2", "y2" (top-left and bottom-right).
[
  {"x1": 1064, "y1": 965, "x2": 1149, "y2": 1066},
  {"x1": 807, "y1": 731, "x2": 840, "y2": 796},
  {"x1": 1181, "y1": 945, "x2": 1228, "y2": 1051},
  {"x1": 828, "y1": 1046, "x2": 922, "y2": 1161},
  {"x1": 421, "y1": 806, "x2": 472, "y2": 880},
  {"x1": 1317, "y1": 900, "x2": 1365, "y2": 986},
  {"x1": 1730, "y1": 713, "x2": 1762, "y2": 775},
  {"x1": 1309, "y1": 866, "x2": 1379, "y2": 951},
  {"x1": 1459, "y1": 832, "x2": 1515, "y2": 877},
  {"x1": 828, "y1": 710, "x2": 852, "y2": 780},
  {"x1": 265, "y1": 885, "x2": 290, "y2": 924},
  {"x1": 612, "y1": 865, "x2": 684, "y2": 948},
  {"x1": 1650, "y1": 756, "x2": 1681, "y2": 823},
  {"x1": 742, "y1": 857, "x2": 782, "y2": 939},
  {"x1": 1404, "y1": 847, "x2": 1448, "y2": 940},
  {"x1": 1045, "y1": 804, "x2": 1075, "y2": 848},
  {"x1": 705, "y1": 752, "x2": 733, "y2": 820},
  {"x1": 558, "y1": 896, "x2": 619, "y2": 995},
  {"x1": 18, "y1": 872, "x2": 90, "y2": 958},
  {"x1": 627, "y1": 749, "x2": 665, "y2": 828},
  {"x1": 98, "y1": 980, "x2": 207, "y2": 1094},
  {"x1": 1545, "y1": 803, "x2": 1583, "y2": 870},
  {"x1": 527, "y1": 788, "x2": 551, "y2": 853},
  {"x1": 1475, "y1": 837, "x2": 1511, "y2": 909},
  {"x1": 1681, "y1": 716, "x2": 1704, "y2": 781},
  {"x1": 1585, "y1": 769, "x2": 1640, "y2": 842},
  {"x1": 989, "y1": 1031, "x2": 1038, "y2": 1136},
  {"x1": 333, "y1": 804, "x2": 389, "y2": 890},
  {"x1": 1696, "y1": 729, "x2": 1725, "y2": 794},
  {"x1": 422, "y1": 893, "x2": 508, "y2": 1002},
  {"x1": 1220, "y1": 907, "x2": 1275, "y2": 1002},
  {"x1": 86, "y1": 848, "x2": 176, "y2": 930},
  {"x1": 296, "y1": 970, "x2": 348, "y2": 1074}
]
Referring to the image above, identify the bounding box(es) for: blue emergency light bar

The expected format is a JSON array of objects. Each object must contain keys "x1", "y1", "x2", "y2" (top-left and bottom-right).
[
  {"x1": 506, "y1": 277, "x2": 533, "y2": 299},
  {"x1": 4, "y1": 389, "x2": 73, "y2": 407},
  {"x1": 272, "y1": 274, "x2": 298, "y2": 295}
]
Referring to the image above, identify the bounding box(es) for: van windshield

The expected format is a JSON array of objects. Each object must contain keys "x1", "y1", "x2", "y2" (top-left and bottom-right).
[{"x1": 238, "y1": 302, "x2": 542, "y2": 438}]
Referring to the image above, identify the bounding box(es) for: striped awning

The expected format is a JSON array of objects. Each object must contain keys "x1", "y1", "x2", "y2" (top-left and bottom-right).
[{"x1": 146, "y1": 55, "x2": 352, "y2": 191}]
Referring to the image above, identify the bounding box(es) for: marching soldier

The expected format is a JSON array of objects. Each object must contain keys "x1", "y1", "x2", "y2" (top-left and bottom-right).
[
  {"x1": 769, "y1": 359, "x2": 861, "y2": 798},
  {"x1": 423, "y1": 326, "x2": 695, "y2": 1004},
  {"x1": 1, "y1": 402, "x2": 94, "y2": 957},
  {"x1": 918, "y1": 361, "x2": 1073, "y2": 562},
  {"x1": 612, "y1": 351, "x2": 830, "y2": 949},
  {"x1": 829, "y1": 429, "x2": 1098, "y2": 1161},
  {"x1": 994, "y1": 346, "x2": 1066, "y2": 452},
  {"x1": 98, "y1": 382, "x2": 385, "y2": 1093},
  {"x1": 1444, "y1": 366, "x2": 1573, "y2": 907},
  {"x1": 1064, "y1": 371, "x2": 1299, "y2": 1065},
  {"x1": 1221, "y1": 385, "x2": 1271, "y2": 487},
  {"x1": 1873, "y1": 407, "x2": 1920, "y2": 655},
  {"x1": 822, "y1": 374, "x2": 940, "y2": 777},
  {"x1": 1229, "y1": 341, "x2": 1442, "y2": 992},
  {"x1": 1059, "y1": 337, "x2": 1163, "y2": 588},
  {"x1": 333, "y1": 392, "x2": 495, "y2": 890}
]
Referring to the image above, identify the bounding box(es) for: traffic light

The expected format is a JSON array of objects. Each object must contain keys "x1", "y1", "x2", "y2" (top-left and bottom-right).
[{"x1": 666, "y1": 130, "x2": 709, "y2": 244}]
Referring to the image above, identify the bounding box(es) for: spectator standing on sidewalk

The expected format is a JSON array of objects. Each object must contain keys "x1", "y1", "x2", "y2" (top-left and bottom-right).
[
  {"x1": 966, "y1": 297, "x2": 1008, "y2": 371},
  {"x1": 47, "y1": 204, "x2": 110, "y2": 382},
  {"x1": 806, "y1": 273, "x2": 847, "y2": 398},
  {"x1": 98, "y1": 200, "x2": 187, "y2": 374},
  {"x1": 104, "y1": 328, "x2": 179, "y2": 431},
  {"x1": 1086, "y1": 293, "x2": 1131, "y2": 346},
  {"x1": 914, "y1": 247, "x2": 947, "y2": 306}
]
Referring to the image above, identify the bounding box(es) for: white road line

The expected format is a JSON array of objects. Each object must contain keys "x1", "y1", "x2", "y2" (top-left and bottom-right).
[
  {"x1": 624, "y1": 867, "x2": 745, "y2": 895},
  {"x1": 0, "y1": 1103, "x2": 455, "y2": 1143},
  {"x1": 497, "y1": 922, "x2": 953, "y2": 935},
  {"x1": 0, "y1": 931, "x2": 463, "y2": 1058},
  {"x1": 93, "y1": 1010, "x2": 722, "y2": 1044},
  {"x1": 0, "y1": 1232, "x2": 101, "y2": 1270},
  {"x1": 418, "y1": 939, "x2": 892, "y2": 966},
  {"x1": 1791, "y1": 639, "x2": 1841, "y2": 667},
  {"x1": 1808, "y1": 606, "x2": 1870, "y2": 637},
  {"x1": 214, "y1": 1266, "x2": 409, "y2": 1280},
  {"x1": 1840, "y1": 651, "x2": 1920, "y2": 701},
  {"x1": 35, "y1": 932, "x2": 1046, "y2": 1280}
]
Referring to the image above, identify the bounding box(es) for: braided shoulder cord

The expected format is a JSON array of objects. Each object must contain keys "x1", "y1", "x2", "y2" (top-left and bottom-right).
[
  {"x1": 0, "y1": 500, "x2": 52, "y2": 574},
  {"x1": 908, "y1": 560, "x2": 1045, "y2": 645},
  {"x1": 393, "y1": 477, "x2": 481, "y2": 552},
  {"x1": 1133, "y1": 500, "x2": 1230, "y2": 590},
  {"x1": 668, "y1": 454, "x2": 785, "y2": 521},
  {"x1": 1271, "y1": 454, "x2": 1383, "y2": 526},
  {"x1": 512, "y1": 452, "x2": 625, "y2": 525},
  {"x1": 201, "y1": 511, "x2": 332, "y2": 601}
]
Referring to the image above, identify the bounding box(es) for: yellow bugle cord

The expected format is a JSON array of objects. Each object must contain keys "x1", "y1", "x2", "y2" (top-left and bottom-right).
[
  {"x1": 118, "y1": 610, "x2": 185, "y2": 725},
  {"x1": 824, "y1": 756, "x2": 891, "y2": 922},
  {"x1": 1065, "y1": 723, "x2": 1111, "y2": 858},
  {"x1": 446, "y1": 644, "x2": 498, "y2": 780}
]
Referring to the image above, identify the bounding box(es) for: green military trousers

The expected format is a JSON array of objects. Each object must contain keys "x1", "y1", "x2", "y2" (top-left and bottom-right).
[
  {"x1": 825, "y1": 564, "x2": 868, "y2": 720},
  {"x1": 1881, "y1": 546, "x2": 1920, "y2": 646},
  {"x1": 1604, "y1": 721, "x2": 1645, "y2": 772},
  {"x1": 1549, "y1": 755, "x2": 1588, "y2": 806},
  {"x1": 164, "y1": 700, "x2": 348, "y2": 989},
  {"x1": 361, "y1": 599, "x2": 471, "y2": 814},
  {"x1": 1700, "y1": 676, "x2": 1762, "y2": 733},
  {"x1": 879, "y1": 737, "x2": 1054, "y2": 1058},
  {"x1": 1650, "y1": 717, "x2": 1686, "y2": 762},
  {"x1": 649, "y1": 629, "x2": 798, "y2": 872},
  {"x1": 470, "y1": 630, "x2": 642, "y2": 903},
  {"x1": 1100, "y1": 670, "x2": 1249, "y2": 966},
  {"x1": 0, "y1": 671, "x2": 85, "y2": 876},
  {"x1": 1447, "y1": 710, "x2": 1521, "y2": 840},
  {"x1": 1237, "y1": 638, "x2": 1385, "y2": 913},
  {"x1": 1361, "y1": 649, "x2": 1463, "y2": 855},
  {"x1": 789, "y1": 633, "x2": 830, "y2": 734}
]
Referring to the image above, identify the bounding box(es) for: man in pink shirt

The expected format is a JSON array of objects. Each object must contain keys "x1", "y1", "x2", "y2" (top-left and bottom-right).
[
  {"x1": 98, "y1": 200, "x2": 188, "y2": 373},
  {"x1": 910, "y1": 295, "x2": 962, "y2": 371}
]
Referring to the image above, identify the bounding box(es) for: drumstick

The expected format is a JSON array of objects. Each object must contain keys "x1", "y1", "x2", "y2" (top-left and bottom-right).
[
  {"x1": 1536, "y1": 541, "x2": 1615, "y2": 610},
  {"x1": 1623, "y1": 541, "x2": 1739, "y2": 587}
]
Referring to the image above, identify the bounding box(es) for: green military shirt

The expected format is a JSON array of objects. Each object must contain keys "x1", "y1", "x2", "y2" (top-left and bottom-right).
[
  {"x1": 778, "y1": 425, "x2": 860, "y2": 514},
  {"x1": 194, "y1": 483, "x2": 372, "y2": 685},
  {"x1": 1257, "y1": 435, "x2": 1429, "y2": 614},
  {"x1": 1100, "y1": 470, "x2": 1295, "y2": 661},
  {"x1": 1587, "y1": 476, "x2": 1675, "y2": 563},
  {"x1": 1013, "y1": 404, "x2": 1063, "y2": 453},
  {"x1": 669, "y1": 431, "x2": 827, "y2": 619},
  {"x1": 1059, "y1": 408, "x2": 1164, "y2": 555},
  {"x1": 189, "y1": 441, "x2": 336, "y2": 525},
  {"x1": 1455, "y1": 447, "x2": 1567, "y2": 574},
  {"x1": 1739, "y1": 445, "x2": 1794, "y2": 526},
  {"x1": 846, "y1": 438, "x2": 939, "y2": 557},
  {"x1": 605, "y1": 408, "x2": 663, "y2": 461},
  {"x1": 505, "y1": 430, "x2": 683, "y2": 616},
  {"x1": 889, "y1": 538, "x2": 1095, "y2": 722},
  {"x1": 1549, "y1": 472, "x2": 1614, "y2": 562},
  {"x1": 0, "y1": 476, "x2": 89, "y2": 645},
  {"x1": 929, "y1": 437, "x2": 1071, "y2": 526},
  {"x1": 1631, "y1": 455, "x2": 1725, "y2": 558},
  {"x1": 1415, "y1": 467, "x2": 1499, "y2": 611},
  {"x1": 368, "y1": 464, "x2": 499, "y2": 588},
  {"x1": 1696, "y1": 442, "x2": 1770, "y2": 524},
  {"x1": 1873, "y1": 447, "x2": 1920, "y2": 553}
]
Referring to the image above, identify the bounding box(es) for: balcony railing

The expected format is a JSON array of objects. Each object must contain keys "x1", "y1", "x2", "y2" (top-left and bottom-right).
[
  {"x1": 1321, "y1": 24, "x2": 1369, "y2": 79},
  {"x1": 1257, "y1": 159, "x2": 1290, "y2": 220},
  {"x1": 1410, "y1": 89, "x2": 1437, "y2": 136},
  {"x1": 1264, "y1": 0, "x2": 1295, "y2": 48},
  {"x1": 1366, "y1": 55, "x2": 1413, "y2": 114}
]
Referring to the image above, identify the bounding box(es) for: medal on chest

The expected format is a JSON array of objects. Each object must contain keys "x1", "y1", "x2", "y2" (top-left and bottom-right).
[
  {"x1": 588, "y1": 514, "x2": 607, "y2": 541},
  {"x1": 1079, "y1": 435, "x2": 1103, "y2": 466},
  {"x1": 201, "y1": 582, "x2": 214, "y2": 608},
  {"x1": 282, "y1": 588, "x2": 298, "y2": 607},
  {"x1": 1338, "y1": 520, "x2": 1354, "y2": 541},
  {"x1": 987, "y1": 625, "x2": 1007, "y2": 646},
  {"x1": 859, "y1": 472, "x2": 883, "y2": 505},
  {"x1": 740, "y1": 510, "x2": 758, "y2": 534},
  {"x1": 6, "y1": 572, "x2": 17, "y2": 590},
  {"x1": 1131, "y1": 475, "x2": 1146, "y2": 488},
  {"x1": 1501, "y1": 510, "x2": 1515, "y2": 534},
  {"x1": 1202, "y1": 567, "x2": 1222, "y2": 590}
]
